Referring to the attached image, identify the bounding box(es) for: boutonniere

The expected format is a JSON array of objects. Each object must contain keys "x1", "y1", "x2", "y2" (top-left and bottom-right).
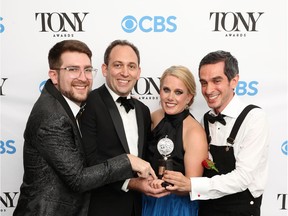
[{"x1": 202, "y1": 159, "x2": 219, "y2": 172}]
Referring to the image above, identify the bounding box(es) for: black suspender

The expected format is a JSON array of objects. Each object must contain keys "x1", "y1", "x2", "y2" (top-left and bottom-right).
[
  {"x1": 204, "y1": 112, "x2": 211, "y2": 143},
  {"x1": 226, "y1": 105, "x2": 259, "y2": 144},
  {"x1": 204, "y1": 104, "x2": 260, "y2": 145}
]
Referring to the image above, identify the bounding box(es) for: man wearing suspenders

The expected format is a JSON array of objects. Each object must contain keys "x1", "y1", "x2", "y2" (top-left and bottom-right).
[{"x1": 163, "y1": 51, "x2": 270, "y2": 216}]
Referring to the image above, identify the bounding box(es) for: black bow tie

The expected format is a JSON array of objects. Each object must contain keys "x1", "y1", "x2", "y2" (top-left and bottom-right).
[
  {"x1": 205, "y1": 113, "x2": 226, "y2": 125},
  {"x1": 116, "y1": 97, "x2": 135, "y2": 113}
]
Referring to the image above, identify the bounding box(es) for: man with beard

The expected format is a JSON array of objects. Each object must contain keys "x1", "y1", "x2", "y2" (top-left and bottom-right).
[{"x1": 13, "y1": 40, "x2": 156, "y2": 216}]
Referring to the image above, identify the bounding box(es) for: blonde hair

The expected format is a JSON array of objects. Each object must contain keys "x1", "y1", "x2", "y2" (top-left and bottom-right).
[{"x1": 160, "y1": 65, "x2": 196, "y2": 106}]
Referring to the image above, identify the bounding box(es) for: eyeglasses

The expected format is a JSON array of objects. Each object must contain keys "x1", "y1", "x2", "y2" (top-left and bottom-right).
[{"x1": 54, "y1": 66, "x2": 97, "y2": 79}]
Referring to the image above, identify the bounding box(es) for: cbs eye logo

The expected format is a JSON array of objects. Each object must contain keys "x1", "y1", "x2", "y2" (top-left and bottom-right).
[
  {"x1": 39, "y1": 80, "x2": 46, "y2": 92},
  {"x1": 0, "y1": 16, "x2": 5, "y2": 33},
  {"x1": 121, "y1": 15, "x2": 177, "y2": 33},
  {"x1": 281, "y1": 140, "x2": 288, "y2": 156}
]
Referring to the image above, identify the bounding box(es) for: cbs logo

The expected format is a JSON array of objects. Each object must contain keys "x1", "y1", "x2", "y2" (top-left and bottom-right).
[
  {"x1": 0, "y1": 16, "x2": 5, "y2": 33},
  {"x1": 121, "y1": 15, "x2": 177, "y2": 33},
  {"x1": 235, "y1": 81, "x2": 258, "y2": 96},
  {"x1": 0, "y1": 140, "x2": 16, "y2": 154}
]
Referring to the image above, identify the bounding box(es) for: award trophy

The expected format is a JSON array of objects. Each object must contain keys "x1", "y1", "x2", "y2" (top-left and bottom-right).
[{"x1": 157, "y1": 135, "x2": 174, "y2": 187}]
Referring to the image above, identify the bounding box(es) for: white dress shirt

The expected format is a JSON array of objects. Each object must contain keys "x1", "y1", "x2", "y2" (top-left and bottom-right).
[
  {"x1": 63, "y1": 95, "x2": 81, "y2": 119},
  {"x1": 63, "y1": 95, "x2": 83, "y2": 135},
  {"x1": 105, "y1": 84, "x2": 139, "y2": 156},
  {"x1": 105, "y1": 84, "x2": 139, "y2": 192},
  {"x1": 190, "y1": 95, "x2": 270, "y2": 200}
]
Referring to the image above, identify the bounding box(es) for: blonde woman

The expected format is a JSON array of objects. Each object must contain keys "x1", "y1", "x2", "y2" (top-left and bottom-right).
[{"x1": 142, "y1": 65, "x2": 208, "y2": 216}]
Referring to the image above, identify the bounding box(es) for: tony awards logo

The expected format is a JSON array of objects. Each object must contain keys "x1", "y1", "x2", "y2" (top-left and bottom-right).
[{"x1": 157, "y1": 135, "x2": 174, "y2": 179}]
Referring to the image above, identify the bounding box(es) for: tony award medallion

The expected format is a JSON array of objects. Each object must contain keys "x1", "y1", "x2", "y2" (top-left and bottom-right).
[{"x1": 157, "y1": 135, "x2": 174, "y2": 182}]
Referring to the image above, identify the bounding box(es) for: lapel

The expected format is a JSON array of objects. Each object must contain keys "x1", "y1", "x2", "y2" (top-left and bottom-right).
[
  {"x1": 45, "y1": 79, "x2": 82, "y2": 140},
  {"x1": 99, "y1": 85, "x2": 130, "y2": 153},
  {"x1": 133, "y1": 99, "x2": 145, "y2": 157}
]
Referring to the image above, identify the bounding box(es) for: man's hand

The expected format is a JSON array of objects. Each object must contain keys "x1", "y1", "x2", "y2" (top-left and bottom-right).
[
  {"x1": 149, "y1": 179, "x2": 165, "y2": 189},
  {"x1": 127, "y1": 154, "x2": 157, "y2": 179},
  {"x1": 128, "y1": 176, "x2": 170, "y2": 198},
  {"x1": 162, "y1": 170, "x2": 191, "y2": 192}
]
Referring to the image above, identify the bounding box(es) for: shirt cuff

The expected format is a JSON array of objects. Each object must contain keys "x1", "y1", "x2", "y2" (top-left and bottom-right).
[
  {"x1": 121, "y1": 179, "x2": 131, "y2": 192},
  {"x1": 190, "y1": 177, "x2": 210, "y2": 200}
]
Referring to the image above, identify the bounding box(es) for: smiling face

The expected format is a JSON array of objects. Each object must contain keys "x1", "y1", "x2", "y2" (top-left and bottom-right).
[
  {"x1": 199, "y1": 61, "x2": 238, "y2": 114},
  {"x1": 49, "y1": 51, "x2": 93, "y2": 106},
  {"x1": 102, "y1": 45, "x2": 141, "y2": 97},
  {"x1": 160, "y1": 75, "x2": 193, "y2": 115}
]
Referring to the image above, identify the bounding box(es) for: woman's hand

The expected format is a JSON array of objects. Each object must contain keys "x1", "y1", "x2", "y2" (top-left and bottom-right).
[{"x1": 162, "y1": 170, "x2": 191, "y2": 192}]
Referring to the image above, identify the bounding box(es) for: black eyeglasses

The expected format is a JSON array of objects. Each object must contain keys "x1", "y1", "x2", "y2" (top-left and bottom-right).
[{"x1": 53, "y1": 66, "x2": 97, "y2": 79}]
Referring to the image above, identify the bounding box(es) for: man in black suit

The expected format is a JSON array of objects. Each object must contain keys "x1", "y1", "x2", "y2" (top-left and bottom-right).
[
  {"x1": 13, "y1": 40, "x2": 156, "y2": 216},
  {"x1": 80, "y1": 39, "x2": 167, "y2": 216}
]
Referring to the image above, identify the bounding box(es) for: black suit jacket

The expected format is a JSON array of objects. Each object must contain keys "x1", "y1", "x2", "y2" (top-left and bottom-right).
[
  {"x1": 80, "y1": 84, "x2": 151, "y2": 216},
  {"x1": 13, "y1": 80, "x2": 133, "y2": 216}
]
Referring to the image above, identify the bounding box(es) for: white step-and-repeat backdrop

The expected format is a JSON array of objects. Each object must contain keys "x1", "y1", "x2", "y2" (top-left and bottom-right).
[{"x1": 1, "y1": 0, "x2": 287, "y2": 215}]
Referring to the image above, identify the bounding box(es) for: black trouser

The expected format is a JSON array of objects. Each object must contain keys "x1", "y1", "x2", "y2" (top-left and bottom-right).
[{"x1": 199, "y1": 190, "x2": 262, "y2": 216}]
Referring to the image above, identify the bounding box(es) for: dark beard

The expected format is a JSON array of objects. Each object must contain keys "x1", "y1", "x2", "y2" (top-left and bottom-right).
[
  {"x1": 61, "y1": 90, "x2": 84, "y2": 104},
  {"x1": 57, "y1": 78, "x2": 90, "y2": 104}
]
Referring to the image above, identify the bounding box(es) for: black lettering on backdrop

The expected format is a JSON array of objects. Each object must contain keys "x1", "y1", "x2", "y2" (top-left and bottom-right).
[
  {"x1": 132, "y1": 77, "x2": 160, "y2": 95},
  {"x1": 277, "y1": 194, "x2": 287, "y2": 210},
  {"x1": 210, "y1": 12, "x2": 264, "y2": 32},
  {"x1": 0, "y1": 78, "x2": 8, "y2": 96},
  {"x1": 0, "y1": 192, "x2": 19, "y2": 208},
  {"x1": 35, "y1": 12, "x2": 88, "y2": 32}
]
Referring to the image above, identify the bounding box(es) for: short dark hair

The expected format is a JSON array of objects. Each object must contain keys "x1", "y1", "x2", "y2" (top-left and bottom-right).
[
  {"x1": 48, "y1": 40, "x2": 92, "y2": 69},
  {"x1": 198, "y1": 50, "x2": 239, "y2": 81},
  {"x1": 103, "y1": 39, "x2": 140, "y2": 65}
]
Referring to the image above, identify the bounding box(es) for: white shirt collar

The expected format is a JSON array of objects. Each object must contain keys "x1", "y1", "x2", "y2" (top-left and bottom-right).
[
  {"x1": 62, "y1": 95, "x2": 81, "y2": 118},
  {"x1": 218, "y1": 95, "x2": 246, "y2": 119},
  {"x1": 105, "y1": 83, "x2": 132, "y2": 102}
]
